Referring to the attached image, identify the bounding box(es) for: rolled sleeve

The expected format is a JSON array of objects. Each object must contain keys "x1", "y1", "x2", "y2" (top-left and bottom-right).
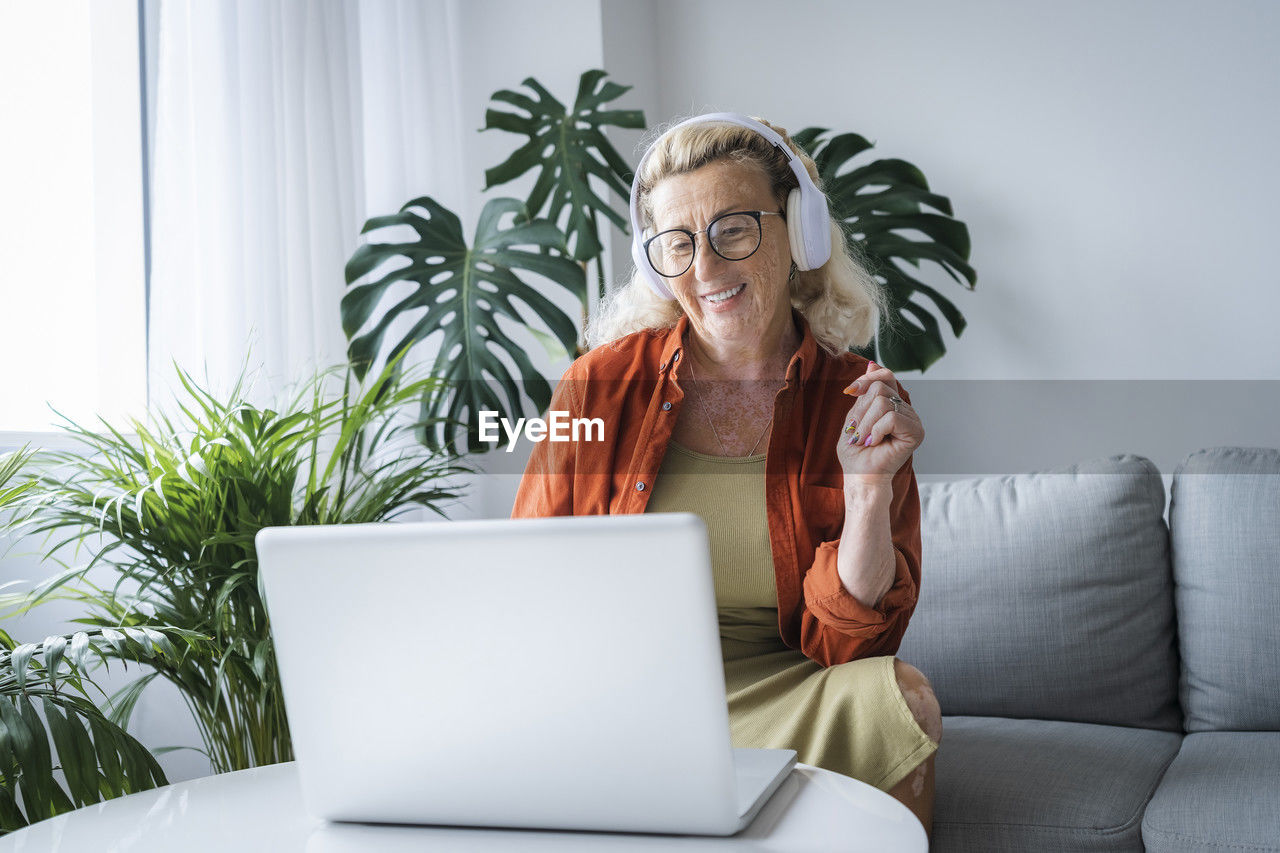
[
  {"x1": 803, "y1": 540, "x2": 916, "y2": 634},
  {"x1": 797, "y1": 453, "x2": 923, "y2": 666}
]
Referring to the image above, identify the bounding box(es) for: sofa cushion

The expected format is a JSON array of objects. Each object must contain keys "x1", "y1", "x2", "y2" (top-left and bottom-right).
[
  {"x1": 934, "y1": 716, "x2": 1182, "y2": 852},
  {"x1": 899, "y1": 455, "x2": 1181, "y2": 730},
  {"x1": 1141, "y1": 732, "x2": 1280, "y2": 852},
  {"x1": 1170, "y1": 446, "x2": 1280, "y2": 731}
]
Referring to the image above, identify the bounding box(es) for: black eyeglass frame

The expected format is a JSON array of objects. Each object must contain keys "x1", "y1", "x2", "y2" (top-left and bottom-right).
[{"x1": 642, "y1": 209, "x2": 785, "y2": 278}]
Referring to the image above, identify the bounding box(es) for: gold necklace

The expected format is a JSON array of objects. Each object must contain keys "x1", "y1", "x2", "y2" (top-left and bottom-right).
[{"x1": 687, "y1": 354, "x2": 773, "y2": 457}]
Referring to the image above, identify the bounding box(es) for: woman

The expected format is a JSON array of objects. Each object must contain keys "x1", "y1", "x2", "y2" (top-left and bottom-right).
[{"x1": 513, "y1": 113, "x2": 941, "y2": 837}]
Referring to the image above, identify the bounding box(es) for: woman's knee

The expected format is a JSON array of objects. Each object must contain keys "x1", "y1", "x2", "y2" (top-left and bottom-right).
[{"x1": 893, "y1": 658, "x2": 942, "y2": 744}]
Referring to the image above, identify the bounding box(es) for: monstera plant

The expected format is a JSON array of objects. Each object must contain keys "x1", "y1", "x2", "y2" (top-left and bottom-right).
[
  {"x1": 342, "y1": 197, "x2": 587, "y2": 454},
  {"x1": 341, "y1": 69, "x2": 975, "y2": 453},
  {"x1": 482, "y1": 70, "x2": 645, "y2": 294},
  {"x1": 793, "y1": 128, "x2": 975, "y2": 372},
  {"x1": 342, "y1": 70, "x2": 640, "y2": 454}
]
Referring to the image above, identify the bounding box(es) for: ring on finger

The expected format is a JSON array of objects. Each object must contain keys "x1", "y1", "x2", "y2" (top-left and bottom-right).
[{"x1": 888, "y1": 394, "x2": 903, "y2": 414}]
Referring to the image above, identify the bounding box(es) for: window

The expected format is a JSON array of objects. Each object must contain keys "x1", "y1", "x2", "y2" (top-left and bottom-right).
[{"x1": 0, "y1": 0, "x2": 146, "y2": 436}]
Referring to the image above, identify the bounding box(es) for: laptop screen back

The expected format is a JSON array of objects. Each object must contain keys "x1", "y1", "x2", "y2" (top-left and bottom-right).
[{"x1": 257, "y1": 513, "x2": 742, "y2": 834}]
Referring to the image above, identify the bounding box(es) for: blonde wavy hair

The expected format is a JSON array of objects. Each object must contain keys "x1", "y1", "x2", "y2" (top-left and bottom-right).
[{"x1": 586, "y1": 115, "x2": 887, "y2": 356}]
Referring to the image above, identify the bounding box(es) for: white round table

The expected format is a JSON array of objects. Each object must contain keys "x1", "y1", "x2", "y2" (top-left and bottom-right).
[{"x1": 0, "y1": 762, "x2": 926, "y2": 852}]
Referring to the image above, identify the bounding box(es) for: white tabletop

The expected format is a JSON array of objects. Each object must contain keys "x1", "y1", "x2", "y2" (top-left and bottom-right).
[{"x1": 0, "y1": 762, "x2": 926, "y2": 852}]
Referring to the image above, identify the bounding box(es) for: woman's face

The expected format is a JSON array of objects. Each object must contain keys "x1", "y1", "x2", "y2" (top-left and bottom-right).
[{"x1": 646, "y1": 160, "x2": 792, "y2": 353}]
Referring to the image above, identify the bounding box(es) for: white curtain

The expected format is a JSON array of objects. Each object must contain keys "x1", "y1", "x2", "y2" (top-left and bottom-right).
[{"x1": 147, "y1": 0, "x2": 466, "y2": 403}]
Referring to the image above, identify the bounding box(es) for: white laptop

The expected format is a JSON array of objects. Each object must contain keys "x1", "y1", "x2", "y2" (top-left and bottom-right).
[{"x1": 255, "y1": 513, "x2": 796, "y2": 836}]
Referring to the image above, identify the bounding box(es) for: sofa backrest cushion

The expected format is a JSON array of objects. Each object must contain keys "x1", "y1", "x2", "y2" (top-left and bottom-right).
[
  {"x1": 898, "y1": 454, "x2": 1182, "y2": 731},
  {"x1": 1170, "y1": 446, "x2": 1280, "y2": 732}
]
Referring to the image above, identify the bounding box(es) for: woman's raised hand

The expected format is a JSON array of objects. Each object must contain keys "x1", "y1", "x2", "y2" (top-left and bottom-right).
[{"x1": 835, "y1": 361, "x2": 925, "y2": 486}]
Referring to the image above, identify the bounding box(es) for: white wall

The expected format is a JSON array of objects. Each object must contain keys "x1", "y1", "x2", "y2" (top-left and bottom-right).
[{"x1": 600, "y1": 0, "x2": 661, "y2": 290}]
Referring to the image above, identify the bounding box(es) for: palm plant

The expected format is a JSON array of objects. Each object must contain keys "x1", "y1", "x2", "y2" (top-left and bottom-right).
[
  {"x1": 0, "y1": 450, "x2": 34, "y2": 522},
  {"x1": 0, "y1": 627, "x2": 195, "y2": 835},
  {"x1": 2, "y1": 449, "x2": 192, "y2": 834},
  {"x1": 14, "y1": 362, "x2": 467, "y2": 774}
]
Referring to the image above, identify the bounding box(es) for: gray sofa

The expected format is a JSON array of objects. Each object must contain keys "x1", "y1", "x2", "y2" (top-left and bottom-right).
[{"x1": 897, "y1": 446, "x2": 1280, "y2": 852}]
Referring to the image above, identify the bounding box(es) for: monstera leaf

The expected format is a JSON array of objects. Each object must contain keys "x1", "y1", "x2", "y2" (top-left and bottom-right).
[
  {"x1": 793, "y1": 128, "x2": 976, "y2": 372},
  {"x1": 342, "y1": 196, "x2": 585, "y2": 453},
  {"x1": 483, "y1": 70, "x2": 644, "y2": 265}
]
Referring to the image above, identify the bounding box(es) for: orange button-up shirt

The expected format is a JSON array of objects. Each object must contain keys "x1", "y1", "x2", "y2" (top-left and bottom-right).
[{"x1": 511, "y1": 312, "x2": 922, "y2": 668}]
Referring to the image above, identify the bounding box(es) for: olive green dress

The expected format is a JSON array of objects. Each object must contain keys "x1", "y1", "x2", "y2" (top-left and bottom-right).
[{"x1": 645, "y1": 441, "x2": 937, "y2": 792}]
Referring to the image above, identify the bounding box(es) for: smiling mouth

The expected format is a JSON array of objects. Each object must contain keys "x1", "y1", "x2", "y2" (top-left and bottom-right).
[{"x1": 704, "y1": 283, "x2": 745, "y2": 304}]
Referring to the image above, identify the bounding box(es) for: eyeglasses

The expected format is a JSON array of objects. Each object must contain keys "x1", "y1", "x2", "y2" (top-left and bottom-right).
[{"x1": 643, "y1": 210, "x2": 784, "y2": 278}]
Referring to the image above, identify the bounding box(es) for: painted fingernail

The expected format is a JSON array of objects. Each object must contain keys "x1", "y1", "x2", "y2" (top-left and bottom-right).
[
  {"x1": 843, "y1": 382, "x2": 860, "y2": 396},
  {"x1": 863, "y1": 435, "x2": 874, "y2": 446},
  {"x1": 868, "y1": 361, "x2": 879, "y2": 369},
  {"x1": 850, "y1": 430, "x2": 861, "y2": 443}
]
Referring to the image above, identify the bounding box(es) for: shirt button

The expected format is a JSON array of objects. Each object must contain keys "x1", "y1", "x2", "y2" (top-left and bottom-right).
[
  {"x1": 662, "y1": 401, "x2": 672, "y2": 411},
  {"x1": 636, "y1": 482, "x2": 646, "y2": 491}
]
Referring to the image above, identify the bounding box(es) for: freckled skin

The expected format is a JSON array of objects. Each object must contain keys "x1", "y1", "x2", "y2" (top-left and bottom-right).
[{"x1": 675, "y1": 373, "x2": 781, "y2": 457}]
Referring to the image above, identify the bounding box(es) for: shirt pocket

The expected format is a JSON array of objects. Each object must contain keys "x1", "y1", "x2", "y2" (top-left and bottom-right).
[{"x1": 800, "y1": 484, "x2": 846, "y2": 544}]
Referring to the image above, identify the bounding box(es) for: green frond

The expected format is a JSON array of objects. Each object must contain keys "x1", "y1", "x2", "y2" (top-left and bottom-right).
[
  {"x1": 16, "y1": 361, "x2": 468, "y2": 779},
  {"x1": 0, "y1": 627, "x2": 192, "y2": 833}
]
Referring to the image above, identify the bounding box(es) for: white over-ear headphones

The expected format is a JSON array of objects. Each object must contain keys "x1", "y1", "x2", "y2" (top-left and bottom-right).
[{"x1": 628, "y1": 112, "x2": 833, "y2": 300}]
